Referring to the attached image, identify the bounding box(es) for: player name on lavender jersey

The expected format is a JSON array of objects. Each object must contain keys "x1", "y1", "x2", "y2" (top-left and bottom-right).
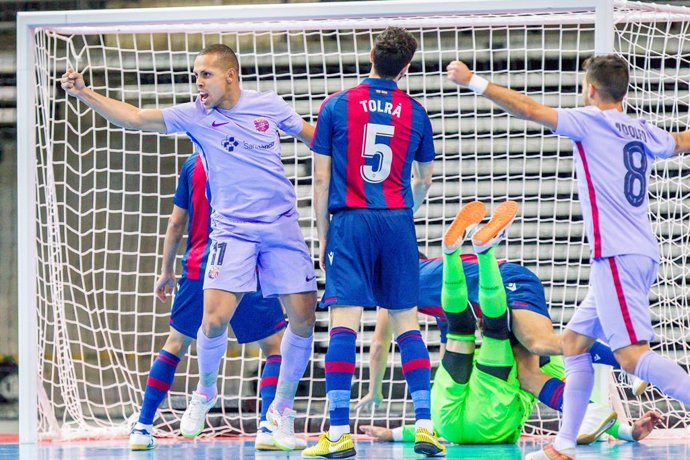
[
  {"x1": 554, "y1": 106, "x2": 675, "y2": 261},
  {"x1": 162, "y1": 90, "x2": 304, "y2": 230}
]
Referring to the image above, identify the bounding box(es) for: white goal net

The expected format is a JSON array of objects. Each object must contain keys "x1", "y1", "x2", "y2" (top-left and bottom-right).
[{"x1": 21, "y1": 0, "x2": 690, "y2": 441}]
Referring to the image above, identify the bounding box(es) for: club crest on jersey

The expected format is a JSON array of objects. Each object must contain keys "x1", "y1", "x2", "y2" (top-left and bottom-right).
[
  {"x1": 254, "y1": 117, "x2": 270, "y2": 132},
  {"x1": 208, "y1": 266, "x2": 219, "y2": 279},
  {"x1": 223, "y1": 136, "x2": 240, "y2": 153}
]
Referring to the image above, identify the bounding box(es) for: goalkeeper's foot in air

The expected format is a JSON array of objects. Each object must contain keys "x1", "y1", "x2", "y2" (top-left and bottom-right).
[
  {"x1": 302, "y1": 432, "x2": 356, "y2": 459},
  {"x1": 129, "y1": 424, "x2": 157, "y2": 451},
  {"x1": 471, "y1": 201, "x2": 518, "y2": 254},
  {"x1": 414, "y1": 427, "x2": 446, "y2": 457},
  {"x1": 443, "y1": 201, "x2": 486, "y2": 254},
  {"x1": 180, "y1": 391, "x2": 216, "y2": 438}
]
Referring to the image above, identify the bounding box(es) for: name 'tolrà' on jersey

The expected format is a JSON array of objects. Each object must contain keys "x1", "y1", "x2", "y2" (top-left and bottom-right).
[{"x1": 311, "y1": 78, "x2": 435, "y2": 213}]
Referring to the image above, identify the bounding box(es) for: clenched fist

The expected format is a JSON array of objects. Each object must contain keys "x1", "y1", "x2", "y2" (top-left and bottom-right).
[
  {"x1": 61, "y1": 68, "x2": 86, "y2": 96},
  {"x1": 446, "y1": 60, "x2": 473, "y2": 87}
]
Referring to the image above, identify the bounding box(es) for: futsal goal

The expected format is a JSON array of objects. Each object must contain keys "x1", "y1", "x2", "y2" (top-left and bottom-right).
[{"x1": 17, "y1": 0, "x2": 690, "y2": 443}]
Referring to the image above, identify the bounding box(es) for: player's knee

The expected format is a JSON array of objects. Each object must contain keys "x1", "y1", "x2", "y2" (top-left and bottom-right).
[
  {"x1": 289, "y1": 310, "x2": 316, "y2": 336},
  {"x1": 202, "y1": 315, "x2": 228, "y2": 336},
  {"x1": 614, "y1": 350, "x2": 640, "y2": 375}
]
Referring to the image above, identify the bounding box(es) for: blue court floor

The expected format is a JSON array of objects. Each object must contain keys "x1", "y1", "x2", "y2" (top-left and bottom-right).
[{"x1": 3, "y1": 438, "x2": 690, "y2": 460}]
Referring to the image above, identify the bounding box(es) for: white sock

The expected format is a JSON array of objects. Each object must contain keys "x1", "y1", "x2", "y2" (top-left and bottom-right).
[
  {"x1": 328, "y1": 424, "x2": 350, "y2": 441},
  {"x1": 415, "y1": 419, "x2": 434, "y2": 432}
]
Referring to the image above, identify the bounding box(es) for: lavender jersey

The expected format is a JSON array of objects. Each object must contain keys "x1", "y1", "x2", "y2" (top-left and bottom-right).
[
  {"x1": 162, "y1": 91, "x2": 304, "y2": 226},
  {"x1": 554, "y1": 106, "x2": 675, "y2": 261}
]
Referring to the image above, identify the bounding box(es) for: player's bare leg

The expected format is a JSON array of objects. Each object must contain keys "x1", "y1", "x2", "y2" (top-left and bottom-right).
[
  {"x1": 180, "y1": 289, "x2": 242, "y2": 438},
  {"x1": 130, "y1": 328, "x2": 194, "y2": 450},
  {"x1": 265, "y1": 291, "x2": 316, "y2": 450}
]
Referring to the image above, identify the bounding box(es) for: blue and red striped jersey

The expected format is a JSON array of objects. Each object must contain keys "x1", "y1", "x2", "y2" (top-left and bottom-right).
[
  {"x1": 311, "y1": 78, "x2": 435, "y2": 213},
  {"x1": 173, "y1": 152, "x2": 212, "y2": 280}
]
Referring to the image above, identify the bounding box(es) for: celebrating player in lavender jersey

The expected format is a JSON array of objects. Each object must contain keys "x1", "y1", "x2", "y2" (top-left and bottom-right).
[
  {"x1": 304, "y1": 27, "x2": 442, "y2": 459},
  {"x1": 447, "y1": 55, "x2": 690, "y2": 460},
  {"x1": 61, "y1": 44, "x2": 317, "y2": 451},
  {"x1": 129, "y1": 152, "x2": 299, "y2": 452}
]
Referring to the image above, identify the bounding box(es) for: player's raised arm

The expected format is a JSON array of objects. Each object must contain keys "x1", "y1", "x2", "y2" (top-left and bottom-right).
[
  {"x1": 671, "y1": 129, "x2": 690, "y2": 155},
  {"x1": 446, "y1": 60, "x2": 558, "y2": 131},
  {"x1": 61, "y1": 68, "x2": 167, "y2": 133}
]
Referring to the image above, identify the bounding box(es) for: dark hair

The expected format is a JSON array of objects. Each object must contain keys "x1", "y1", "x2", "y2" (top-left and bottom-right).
[
  {"x1": 583, "y1": 55, "x2": 629, "y2": 102},
  {"x1": 198, "y1": 44, "x2": 239, "y2": 72},
  {"x1": 372, "y1": 27, "x2": 417, "y2": 79}
]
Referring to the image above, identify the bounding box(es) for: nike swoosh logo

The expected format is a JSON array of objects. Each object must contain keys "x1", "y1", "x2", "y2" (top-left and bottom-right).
[
  {"x1": 212, "y1": 121, "x2": 229, "y2": 127},
  {"x1": 306, "y1": 275, "x2": 316, "y2": 282},
  {"x1": 329, "y1": 439, "x2": 350, "y2": 453}
]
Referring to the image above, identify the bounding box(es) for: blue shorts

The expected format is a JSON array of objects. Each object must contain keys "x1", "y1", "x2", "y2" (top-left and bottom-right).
[
  {"x1": 170, "y1": 277, "x2": 286, "y2": 343},
  {"x1": 321, "y1": 209, "x2": 418, "y2": 310},
  {"x1": 500, "y1": 262, "x2": 551, "y2": 321}
]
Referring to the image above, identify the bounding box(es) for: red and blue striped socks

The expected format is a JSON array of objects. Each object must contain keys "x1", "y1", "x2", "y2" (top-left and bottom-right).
[
  {"x1": 397, "y1": 329, "x2": 432, "y2": 423},
  {"x1": 325, "y1": 327, "x2": 357, "y2": 433},
  {"x1": 138, "y1": 349, "x2": 181, "y2": 425},
  {"x1": 259, "y1": 355, "x2": 282, "y2": 422}
]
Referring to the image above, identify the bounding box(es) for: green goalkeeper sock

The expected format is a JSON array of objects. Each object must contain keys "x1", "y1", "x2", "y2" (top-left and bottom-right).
[
  {"x1": 476, "y1": 247, "x2": 507, "y2": 318},
  {"x1": 442, "y1": 251, "x2": 476, "y2": 336}
]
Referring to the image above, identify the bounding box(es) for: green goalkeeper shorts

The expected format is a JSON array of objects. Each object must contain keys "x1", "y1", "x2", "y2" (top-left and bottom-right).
[{"x1": 431, "y1": 361, "x2": 534, "y2": 444}]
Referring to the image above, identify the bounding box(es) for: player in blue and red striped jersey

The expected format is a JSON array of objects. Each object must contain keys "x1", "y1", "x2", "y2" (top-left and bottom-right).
[
  {"x1": 304, "y1": 27, "x2": 443, "y2": 459},
  {"x1": 448, "y1": 55, "x2": 690, "y2": 460},
  {"x1": 129, "y1": 152, "x2": 299, "y2": 451}
]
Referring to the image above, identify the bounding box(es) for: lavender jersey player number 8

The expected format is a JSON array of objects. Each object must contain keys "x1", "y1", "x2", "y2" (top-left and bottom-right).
[
  {"x1": 361, "y1": 123, "x2": 394, "y2": 183},
  {"x1": 622, "y1": 141, "x2": 648, "y2": 207}
]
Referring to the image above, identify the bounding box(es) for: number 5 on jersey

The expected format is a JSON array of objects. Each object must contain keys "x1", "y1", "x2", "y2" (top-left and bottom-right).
[{"x1": 361, "y1": 122, "x2": 394, "y2": 183}]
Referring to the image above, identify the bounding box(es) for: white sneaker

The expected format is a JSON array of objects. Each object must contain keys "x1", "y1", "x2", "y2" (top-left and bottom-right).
[
  {"x1": 180, "y1": 391, "x2": 216, "y2": 438},
  {"x1": 266, "y1": 404, "x2": 298, "y2": 450},
  {"x1": 577, "y1": 402, "x2": 617, "y2": 445},
  {"x1": 255, "y1": 421, "x2": 306, "y2": 451},
  {"x1": 129, "y1": 425, "x2": 157, "y2": 451},
  {"x1": 630, "y1": 375, "x2": 649, "y2": 396}
]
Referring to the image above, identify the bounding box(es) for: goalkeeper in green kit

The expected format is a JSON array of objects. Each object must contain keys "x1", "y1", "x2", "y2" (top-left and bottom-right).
[{"x1": 362, "y1": 201, "x2": 663, "y2": 446}]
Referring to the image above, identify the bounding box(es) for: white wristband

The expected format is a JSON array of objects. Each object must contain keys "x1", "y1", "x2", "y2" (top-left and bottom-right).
[
  {"x1": 618, "y1": 423, "x2": 635, "y2": 442},
  {"x1": 392, "y1": 426, "x2": 404, "y2": 442},
  {"x1": 468, "y1": 74, "x2": 489, "y2": 95}
]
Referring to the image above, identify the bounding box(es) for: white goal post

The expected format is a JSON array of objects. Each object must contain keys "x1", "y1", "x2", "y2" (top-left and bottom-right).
[{"x1": 17, "y1": 0, "x2": 690, "y2": 445}]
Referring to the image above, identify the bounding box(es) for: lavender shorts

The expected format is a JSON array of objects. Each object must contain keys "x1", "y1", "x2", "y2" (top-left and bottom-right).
[
  {"x1": 203, "y1": 211, "x2": 316, "y2": 297},
  {"x1": 566, "y1": 254, "x2": 657, "y2": 351}
]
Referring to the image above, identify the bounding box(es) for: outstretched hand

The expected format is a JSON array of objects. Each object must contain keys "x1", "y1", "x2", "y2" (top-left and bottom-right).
[
  {"x1": 61, "y1": 68, "x2": 86, "y2": 96},
  {"x1": 355, "y1": 391, "x2": 383, "y2": 412},
  {"x1": 632, "y1": 410, "x2": 664, "y2": 441},
  {"x1": 359, "y1": 425, "x2": 393, "y2": 441},
  {"x1": 446, "y1": 60, "x2": 473, "y2": 87}
]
